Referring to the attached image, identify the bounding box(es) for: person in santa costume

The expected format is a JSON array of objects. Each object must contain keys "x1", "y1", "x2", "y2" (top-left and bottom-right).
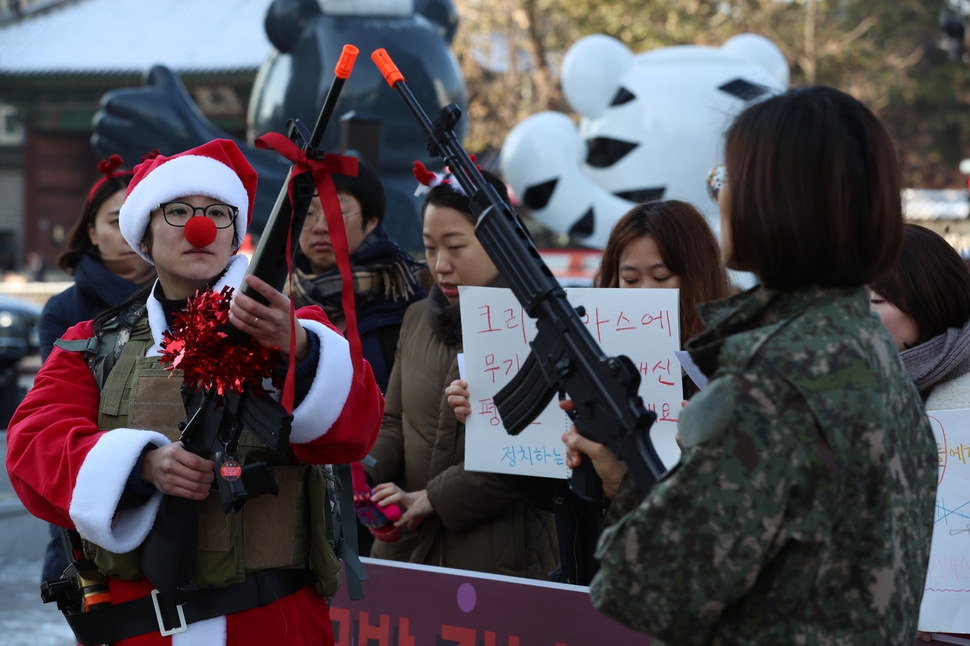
[{"x1": 5, "y1": 139, "x2": 383, "y2": 645}]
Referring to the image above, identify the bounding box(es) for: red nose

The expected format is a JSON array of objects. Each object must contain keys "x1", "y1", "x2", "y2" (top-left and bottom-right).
[{"x1": 184, "y1": 217, "x2": 218, "y2": 247}]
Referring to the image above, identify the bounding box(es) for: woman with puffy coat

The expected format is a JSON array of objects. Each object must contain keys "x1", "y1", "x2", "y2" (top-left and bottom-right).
[
  {"x1": 37, "y1": 156, "x2": 155, "y2": 584},
  {"x1": 364, "y1": 168, "x2": 558, "y2": 578},
  {"x1": 38, "y1": 156, "x2": 155, "y2": 362}
]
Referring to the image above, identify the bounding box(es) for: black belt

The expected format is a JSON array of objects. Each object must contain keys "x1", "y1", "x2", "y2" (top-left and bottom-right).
[{"x1": 63, "y1": 568, "x2": 310, "y2": 646}]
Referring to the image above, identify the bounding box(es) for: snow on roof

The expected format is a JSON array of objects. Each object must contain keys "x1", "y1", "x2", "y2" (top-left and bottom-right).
[
  {"x1": 902, "y1": 188, "x2": 970, "y2": 221},
  {"x1": 0, "y1": 0, "x2": 274, "y2": 76}
]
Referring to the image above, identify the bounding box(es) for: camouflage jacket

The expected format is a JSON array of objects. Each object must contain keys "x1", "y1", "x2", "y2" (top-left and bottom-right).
[{"x1": 590, "y1": 285, "x2": 937, "y2": 645}]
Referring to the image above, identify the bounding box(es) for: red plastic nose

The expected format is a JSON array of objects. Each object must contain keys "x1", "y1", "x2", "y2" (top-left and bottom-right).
[{"x1": 184, "y1": 217, "x2": 218, "y2": 247}]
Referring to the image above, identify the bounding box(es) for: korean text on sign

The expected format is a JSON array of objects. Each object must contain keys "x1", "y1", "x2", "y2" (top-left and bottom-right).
[{"x1": 460, "y1": 286, "x2": 682, "y2": 479}]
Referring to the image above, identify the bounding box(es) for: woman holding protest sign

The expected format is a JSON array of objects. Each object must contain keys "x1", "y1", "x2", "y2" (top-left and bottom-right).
[
  {"x1": 592, "y1": 199, "x2": 732, "y2": 397},
  {"x1": 361, "y1": 164, "x2": 558, "y2": 578},
  {"x1": 585, "y1": 86, "x2": 937, "y2": 644},
  {"x1": 6, "y1": 139, "x2": 383, "y2": 645}
]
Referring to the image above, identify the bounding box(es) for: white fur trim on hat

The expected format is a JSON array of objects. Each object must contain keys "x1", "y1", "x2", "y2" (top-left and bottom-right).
[
  {"x1": 69, "y1": 428, "x2": 172, "y2": 553},
  {"x1": 120, "y1": 154, "x2": 250, "y2": 263}
]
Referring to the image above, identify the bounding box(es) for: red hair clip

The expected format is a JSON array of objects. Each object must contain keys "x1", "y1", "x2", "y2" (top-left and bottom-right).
[
  {"x1": 412, "y1": 160, "x2": 480, "y2": 198},
  {"x1": 87, "y1": 154, "x2": 135, "y2": 203},
  {"x1": 413, "y1": 161, "x2": 440, "y2": 189},
  {"x1": 96, "y1": 154, "x2": 125, "y2": 176}
]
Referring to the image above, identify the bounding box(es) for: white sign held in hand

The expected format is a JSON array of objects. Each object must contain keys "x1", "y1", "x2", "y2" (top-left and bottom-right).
[
  {"x1": 459, "y1": 286, "x2": 682, "y2": 479},
  {"x1": 919, "y1": 409, "x2": 970, "y2": 634}
]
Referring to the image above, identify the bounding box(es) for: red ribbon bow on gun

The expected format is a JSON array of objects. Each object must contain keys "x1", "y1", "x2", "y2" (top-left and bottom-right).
[{"x1": 253, "y1": 132, "x2": 364, "y2": 411}]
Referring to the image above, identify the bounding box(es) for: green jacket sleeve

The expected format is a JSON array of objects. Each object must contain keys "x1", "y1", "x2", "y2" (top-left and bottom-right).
[{"x1": 590, "y1": 372, "x2": 822, "y2": 644}]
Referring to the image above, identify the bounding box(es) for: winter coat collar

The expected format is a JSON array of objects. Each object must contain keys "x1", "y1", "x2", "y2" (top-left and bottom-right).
[
  {"x1": 425, "y1": 275, "x2": 510, "y2": 346},
  {"x1": 685, "y1": 284, "x2": 869, "y2": 378},
  {"x1": 74, "y1": 252, "x2": 150, "y2": 309}
]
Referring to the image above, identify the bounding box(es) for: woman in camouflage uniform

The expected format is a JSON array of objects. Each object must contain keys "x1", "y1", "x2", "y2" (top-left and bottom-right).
[{"x1": 579, "y1": 86, "x2": 938, "y2": 645}]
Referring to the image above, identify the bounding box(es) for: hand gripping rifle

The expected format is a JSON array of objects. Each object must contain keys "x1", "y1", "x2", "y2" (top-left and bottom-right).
[
  {"x1": 371, "y1": 49, "x2": 666, "y2": 500},
  {"x1": 141, "y1": 46, "x2": 360, "y2": 614}
]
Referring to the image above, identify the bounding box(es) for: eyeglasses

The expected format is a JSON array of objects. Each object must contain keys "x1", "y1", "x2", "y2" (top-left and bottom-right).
[
  {"x1": 302, "y1": 209, "x2": 361, "y2": 230},
  {"x1": 706, "y1": 164, "x2": 727, "y2": 203},
  {"x1": 157, "y1": 202, "x2": 237, "y2": 229}
]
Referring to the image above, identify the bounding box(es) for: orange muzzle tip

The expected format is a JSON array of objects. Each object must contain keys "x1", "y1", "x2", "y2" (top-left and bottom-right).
[
  {"x1": 335, "y1": 44, "x2": 359, "y2": 80},
  {"x1": 371, "y1": 49, "x2": 404, "y2": 87}
]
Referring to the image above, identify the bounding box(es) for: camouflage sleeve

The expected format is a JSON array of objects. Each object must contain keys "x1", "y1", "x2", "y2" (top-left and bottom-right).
[{"x1": 589, "y1": 371, "x2": 813, "y2": 643}]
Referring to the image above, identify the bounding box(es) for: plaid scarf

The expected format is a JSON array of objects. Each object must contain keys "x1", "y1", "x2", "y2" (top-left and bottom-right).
[{"x1": 288, "y1": 226, "x2": 425, "y2": 329}]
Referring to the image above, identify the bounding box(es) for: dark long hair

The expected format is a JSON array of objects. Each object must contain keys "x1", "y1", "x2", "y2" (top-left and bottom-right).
[
  {"x1": 869, "y1": 224, "x2": 970, "y2": 345},
  {"x1": 595, "y1": 200, "x2": 731, "y2": 346},
  {"x1": 59, "y1": 175, "x2": 133, "y2": 274}
]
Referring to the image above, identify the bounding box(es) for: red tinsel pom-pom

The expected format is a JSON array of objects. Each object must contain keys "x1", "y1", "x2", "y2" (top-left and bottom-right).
[{"x1": 159, "y1": 286, "x2": 282, "y2": 397}]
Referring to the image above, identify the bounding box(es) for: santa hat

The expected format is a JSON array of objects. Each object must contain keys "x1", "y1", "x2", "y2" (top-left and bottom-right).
[{"x1": 119, "y1": 139, "x2": 257, "y2": 263}]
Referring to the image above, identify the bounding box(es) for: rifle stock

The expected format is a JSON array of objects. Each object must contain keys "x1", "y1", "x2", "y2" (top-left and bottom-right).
[{"x1": 372, "y1": 49, "x2": 666, "y2": 499}]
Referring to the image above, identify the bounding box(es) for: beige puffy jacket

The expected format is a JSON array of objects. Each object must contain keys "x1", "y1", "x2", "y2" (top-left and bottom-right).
[{"x1": 366, "y1": 297, "x2": 558, "y2": 578}]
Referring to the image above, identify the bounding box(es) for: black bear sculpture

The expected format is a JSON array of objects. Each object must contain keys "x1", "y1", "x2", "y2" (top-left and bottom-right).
[{"x1": 92, "y1": 0, "x2": 466, "y2": 250}]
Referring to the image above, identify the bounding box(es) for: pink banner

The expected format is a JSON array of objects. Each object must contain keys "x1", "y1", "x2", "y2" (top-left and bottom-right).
[{"x1": 329, "y1": 558, "x2": 651, "y2": 645}]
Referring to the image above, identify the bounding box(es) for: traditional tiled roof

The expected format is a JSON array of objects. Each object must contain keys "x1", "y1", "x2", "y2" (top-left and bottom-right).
[{"x1": 0, "y1": 0, "x2": 274, "y2": 76}]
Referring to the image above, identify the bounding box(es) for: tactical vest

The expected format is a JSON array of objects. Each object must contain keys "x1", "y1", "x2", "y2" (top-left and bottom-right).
[{"x1": 56, "y1": 311, "x2": 343, "y2": 597}]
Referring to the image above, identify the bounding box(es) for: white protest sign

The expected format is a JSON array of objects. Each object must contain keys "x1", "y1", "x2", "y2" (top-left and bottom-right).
[
  {"x1": 919, "y1": 409, "x2": 970, "y2": 633},
  {"x1": 460, "y1": 286, "x2": 682, "y2": 479}
]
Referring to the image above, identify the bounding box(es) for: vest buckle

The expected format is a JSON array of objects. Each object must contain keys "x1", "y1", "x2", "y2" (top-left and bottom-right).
[{"x1": 150, "y1": 589, "x2": 187, "y2": 636}]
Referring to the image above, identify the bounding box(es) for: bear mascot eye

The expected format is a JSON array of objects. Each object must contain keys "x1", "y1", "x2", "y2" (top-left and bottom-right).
[
  {"x1": 585, "y1": 137, "x2": 639, "y2": 169},
  {"x1": 718, "y1": 79, "x2": 770, "y2": 102}
]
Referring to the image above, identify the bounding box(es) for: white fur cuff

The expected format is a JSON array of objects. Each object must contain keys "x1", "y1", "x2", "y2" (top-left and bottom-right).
[
  {"x1": 289, "y1": 318, "x2": 353, "y2": 443},
  {"x1": 69, "y1": 429, "x2": 172, "y2": 553}
]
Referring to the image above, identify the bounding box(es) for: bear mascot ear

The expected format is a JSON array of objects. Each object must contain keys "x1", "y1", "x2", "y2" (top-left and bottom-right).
[
  {"x1": 264, "y1": 0, "x2": 323, "y2": 53},
  {"x1": 561, "y1": 35, "x2": 635, "y2": 120},
  {"x1": 414, "y1": 0, "x2": 460, "y2": 43},
  {"x1": 720, "y1": 34, "x2": 790, "y2": 88}
]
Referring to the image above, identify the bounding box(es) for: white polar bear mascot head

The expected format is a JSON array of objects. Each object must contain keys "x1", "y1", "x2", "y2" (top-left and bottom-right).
[{"x1": 501, "y1": 34, "x2": 790, "y2": 248}]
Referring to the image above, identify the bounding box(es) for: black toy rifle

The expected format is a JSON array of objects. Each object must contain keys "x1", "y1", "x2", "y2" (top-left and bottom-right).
[
  {"x1": 372, "y1": 49, "x2": 665, "y2": 500},
  {"x1": 141, "y1": 45, "x2": 360, "y2": 610},
  {"x1": 175, "y1": 44, "x2": 360, "y2": 515}
]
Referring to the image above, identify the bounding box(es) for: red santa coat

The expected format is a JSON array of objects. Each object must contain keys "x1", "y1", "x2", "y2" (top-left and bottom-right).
[{"x1": 5, "y1": 255, "x2": 384, "y2": 646}]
